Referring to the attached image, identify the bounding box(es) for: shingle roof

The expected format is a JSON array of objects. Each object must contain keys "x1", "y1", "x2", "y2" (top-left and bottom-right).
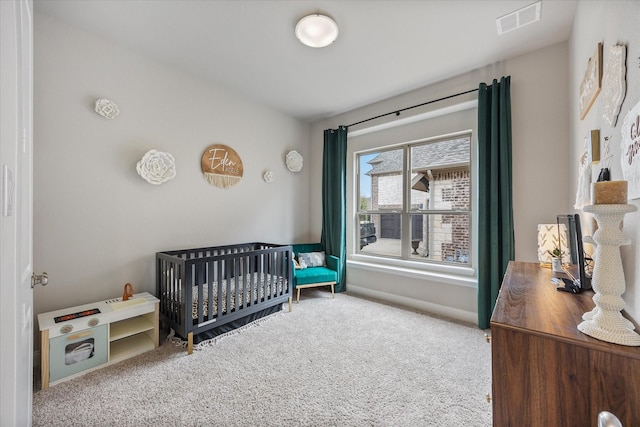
[{"x1": 366, "y1": 137, "x2": 470, "y2": 175}]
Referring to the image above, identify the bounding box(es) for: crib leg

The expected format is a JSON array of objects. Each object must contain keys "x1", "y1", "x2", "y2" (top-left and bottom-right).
[
  {"x1": 288, "y1": 296, "x2": 292, "y2": 312},
  {"x1": 187, "y1": 332, "x2": 193, "y2": 355}
]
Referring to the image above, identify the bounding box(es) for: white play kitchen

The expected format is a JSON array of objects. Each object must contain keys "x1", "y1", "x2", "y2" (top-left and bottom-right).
[{"x1": 37, "y1": 292, "x2": 159, "y2": 389}]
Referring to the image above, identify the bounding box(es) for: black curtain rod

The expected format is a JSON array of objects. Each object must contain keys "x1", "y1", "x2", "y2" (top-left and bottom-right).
[{"x1": 346, "y1": 87, "x2": 479, "y2": 128}]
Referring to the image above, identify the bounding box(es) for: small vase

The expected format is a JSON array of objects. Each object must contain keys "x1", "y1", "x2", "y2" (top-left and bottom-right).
[{"x1": 551, "y1": 257, "x2": 563, "y2": 273}]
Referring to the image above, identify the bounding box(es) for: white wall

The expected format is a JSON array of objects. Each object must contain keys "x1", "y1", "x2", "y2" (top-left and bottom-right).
[
  {"x1": 33, "y1": 14, "x2": 312, "y2": 319},
  {"x1": 311, "y1": 42, "x2": 570, "y2": 324},
  {"x1": 569, "y1": 1, "x2": 640, "y2": 321}
]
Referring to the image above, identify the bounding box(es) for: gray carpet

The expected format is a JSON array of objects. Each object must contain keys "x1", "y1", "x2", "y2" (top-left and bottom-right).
[{"x1": 33, "y1": 290, "x2": 492, "y2": 426}]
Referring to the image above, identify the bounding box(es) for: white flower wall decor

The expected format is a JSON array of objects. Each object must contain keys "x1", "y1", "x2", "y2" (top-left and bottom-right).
[
  {"x1": 94, "y1": 98, "x2": 120, "y2": 119},
  {"x1": 136, "y1": 149, "x2": 176, "y2": 185},
  {"x1": 286, "y1": 150, "x2": 303, "y2": 172},
  {"x1": 263, "y1": 170, "x2": 274, "y2": 183}
]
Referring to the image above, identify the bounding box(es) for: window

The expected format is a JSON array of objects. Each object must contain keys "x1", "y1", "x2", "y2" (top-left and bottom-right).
[{"x1": 357, "y1": 134, "x2": 471, "y2": 265}]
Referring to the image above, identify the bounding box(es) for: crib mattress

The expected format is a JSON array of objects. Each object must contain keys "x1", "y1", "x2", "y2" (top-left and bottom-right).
[{"x1": 167, "y1": 272, "x2": 286, "y2": 319}]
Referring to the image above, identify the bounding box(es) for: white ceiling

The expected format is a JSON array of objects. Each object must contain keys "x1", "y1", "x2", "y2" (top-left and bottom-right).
[{"x1": 34, "y1": 0, "x2": 577, "y2": 122}]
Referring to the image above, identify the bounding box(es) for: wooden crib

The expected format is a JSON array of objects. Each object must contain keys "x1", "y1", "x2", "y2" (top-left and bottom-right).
[{"x1": 156, "y1": 242, "x2": 292, "y2": 353}]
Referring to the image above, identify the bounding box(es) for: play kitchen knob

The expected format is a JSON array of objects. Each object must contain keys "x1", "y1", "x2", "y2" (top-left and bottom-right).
[{"x1": 31, "y1": 272, "x2": 48, "y2": 288}]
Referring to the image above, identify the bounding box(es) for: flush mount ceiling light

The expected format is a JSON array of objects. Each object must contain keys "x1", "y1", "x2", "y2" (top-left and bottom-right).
[{"x1": 295, "y1": 13, "x2": 339, "y2": 48}]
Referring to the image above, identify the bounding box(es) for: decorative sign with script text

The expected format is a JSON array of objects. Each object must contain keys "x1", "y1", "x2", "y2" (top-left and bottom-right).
[
  {"x1": 620, "y1": 100, "x2": 640, "y2": 200},
  {"x1": 201, "y1": 144, "x2": 244, "y2": 189}
]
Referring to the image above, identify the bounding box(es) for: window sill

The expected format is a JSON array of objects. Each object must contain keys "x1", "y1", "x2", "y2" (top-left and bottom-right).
[{"x1": 348, "y1": 254, "x2": 477, "y2": 288}]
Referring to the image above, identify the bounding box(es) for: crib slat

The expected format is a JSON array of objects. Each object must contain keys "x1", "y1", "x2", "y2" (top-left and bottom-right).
[
  {"x1": 194, "y1": 264, "x2": 204, "y2": 326},
  {"x1": 267, "y1": 252, "x2": 272, "y2": 301},
  {"x1": 258, "y1": 254, "x2": 264, "y2": 303},
  {"x1": 225, "y1": 258, "x2": 232, "y2": 314},
  {"x1": 216, "y1": 259, "x2": 223, "y2": 318},
  {"x1": 233, "y1": 256, "x2": 239, "y2": 312},
  {"x1": 270, "y1": 252, "x2": 275, "y2": 298},
  {"x1": 182, "y1": 261, "x2": 191, "y2": 334},
  {"x1": 207, "y1": 260, "x2": 214, "y2": 322},
  {"x1": 249, "y1": 254, "x2": 256, "y2": 306},
  {"x1": 174, "y1": 261, "x2": 181, "y2": 326},
  {"x1": 277, "y1": 250, "x2": 283, "y2": 297},
  {"x1": 241, "y1": 253, "x2": 246, "y2": 307},
  {"x1": 275, "y1": 251, "x2": 281, "y2": 297}
]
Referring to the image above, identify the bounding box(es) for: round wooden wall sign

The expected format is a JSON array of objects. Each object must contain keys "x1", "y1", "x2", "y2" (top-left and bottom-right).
[{"x1": 201, "y1": 144, "x2": 244, "y2": 189}]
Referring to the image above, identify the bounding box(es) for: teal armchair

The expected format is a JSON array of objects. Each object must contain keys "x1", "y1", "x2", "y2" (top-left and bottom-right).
[{"x1": 291, "y1": 243, "x2": 339, "y2": 303}]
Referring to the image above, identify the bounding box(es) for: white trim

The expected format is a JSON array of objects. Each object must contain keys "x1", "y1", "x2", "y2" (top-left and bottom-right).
[
  {"x1": 348, "y1": 258, "x2": 477, "y2": 288},
  {"x1": 346, "y1": 285, "x2": 478, "y2": 325},
  {"x1": 349, "y1": 100, "x2": 478, "y2": 137}
]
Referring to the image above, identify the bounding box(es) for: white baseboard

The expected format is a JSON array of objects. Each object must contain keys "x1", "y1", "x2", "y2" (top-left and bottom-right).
[{"x1": 346, "y1": 284, "x2": 478, "y2": 325}]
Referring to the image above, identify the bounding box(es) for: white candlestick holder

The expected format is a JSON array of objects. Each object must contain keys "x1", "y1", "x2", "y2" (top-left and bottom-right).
[{"x1": 578, "y1": 204, "x2": 640, "y2": 346}]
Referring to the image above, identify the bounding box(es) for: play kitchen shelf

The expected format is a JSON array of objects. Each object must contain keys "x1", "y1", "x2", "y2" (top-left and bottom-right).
[{"x1": 37, "y1": 292, "x2": 159, "y2": 389}]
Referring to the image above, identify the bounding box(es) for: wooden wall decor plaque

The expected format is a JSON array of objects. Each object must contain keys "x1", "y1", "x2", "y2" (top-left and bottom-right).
[
  {"x1": 201, "y1": 144, "x2": 244, "y2": 189},
  {"x1": 602, "y1": 44, "x2": 627, "y2": 127},
  {"x1": 579, "y1": 42, "x2": 603, "y2": 120}
]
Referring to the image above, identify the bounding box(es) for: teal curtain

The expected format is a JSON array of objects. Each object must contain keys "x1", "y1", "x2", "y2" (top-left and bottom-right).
[
  {"x1": 321, "y1": 126, "x2": 348, "y2": 292},
  {"x1": 477, "y1": 76, "x2": 514, "y2": 329}
]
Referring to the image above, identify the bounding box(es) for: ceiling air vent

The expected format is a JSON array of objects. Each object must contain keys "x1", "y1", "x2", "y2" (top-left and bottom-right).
[{"x1": 496, "y1": 1, "x2": 541, "y2": 35}]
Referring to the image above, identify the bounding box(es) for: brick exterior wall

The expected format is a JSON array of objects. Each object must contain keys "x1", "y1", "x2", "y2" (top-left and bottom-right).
[
  {"x1": 369, "y1": 168, "x2": 470, "y2": 263},
  {"x1": 431, "y1": 169, "x2": 470, "y2": 262}
]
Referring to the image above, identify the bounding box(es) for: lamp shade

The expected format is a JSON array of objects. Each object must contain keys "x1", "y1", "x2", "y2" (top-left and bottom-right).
[
  {"x1": 295, "y1": 14, "x2": 339, "y2": 48},
  {"x1": 537, "y1": 223, "x2": 569, "y2": 264}
]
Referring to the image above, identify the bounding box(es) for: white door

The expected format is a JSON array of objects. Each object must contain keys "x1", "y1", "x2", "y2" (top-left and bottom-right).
[{"x1": 0, "y1": 0, "x2": 34, "y2": 425}]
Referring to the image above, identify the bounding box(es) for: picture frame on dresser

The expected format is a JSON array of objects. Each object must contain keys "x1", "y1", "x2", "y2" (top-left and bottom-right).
[{"x1": 556, "y1": 213, "x2": 592, "y2": 291}]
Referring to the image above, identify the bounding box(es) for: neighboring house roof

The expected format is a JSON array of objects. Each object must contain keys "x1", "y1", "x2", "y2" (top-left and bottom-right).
[{"x1": 366, "y1": 137, "x2": 470, "y2": 175}]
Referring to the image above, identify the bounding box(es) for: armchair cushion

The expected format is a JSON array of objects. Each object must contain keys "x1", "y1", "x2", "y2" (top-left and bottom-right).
[{"x1": 294, "y1": 266, "x2": 337, "y2": 286}]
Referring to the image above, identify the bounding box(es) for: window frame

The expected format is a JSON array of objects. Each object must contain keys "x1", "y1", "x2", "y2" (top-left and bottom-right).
[{"x1": 355, "y1": 131, "x2": 473, "y2": 270}]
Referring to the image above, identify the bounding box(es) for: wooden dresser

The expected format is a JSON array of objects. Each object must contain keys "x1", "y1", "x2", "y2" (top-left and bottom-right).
[{"x1": 490, "y1": 261, "x2": 640, "y2": 426}]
